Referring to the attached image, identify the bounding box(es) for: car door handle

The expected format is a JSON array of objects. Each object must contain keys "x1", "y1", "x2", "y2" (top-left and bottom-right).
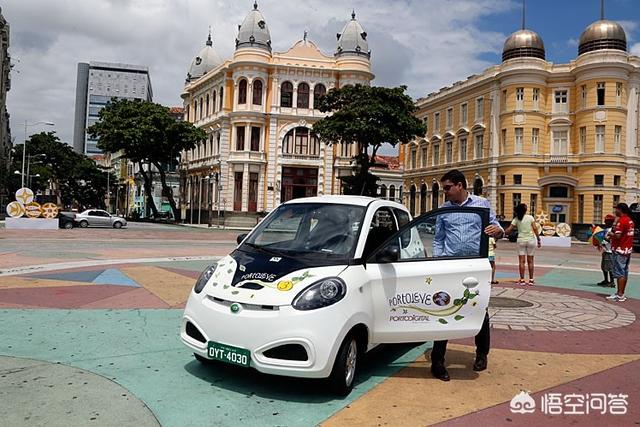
[{"x1": 462, "y1": 277, "x2": 479, "y2": 288}]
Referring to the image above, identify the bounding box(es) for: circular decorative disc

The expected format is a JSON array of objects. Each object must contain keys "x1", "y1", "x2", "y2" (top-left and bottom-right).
[
  {"x1": 25, "y1": 202, "x2": 42, "y2": 218},
  {"x1": 42, "y1": 203, "x2": 59, "y2": 219},
  {"x1": 15, "y1": 187, "x2": 34, "y2": 205},
  {"x1": 6, "y1": 201, "x2": 25, "y2": 218},
  {"x1": 555, "y1": 222, "x2": 572, "y2": 237}
]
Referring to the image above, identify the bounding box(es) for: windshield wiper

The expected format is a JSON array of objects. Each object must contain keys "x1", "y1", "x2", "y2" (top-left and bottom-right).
[{"x1": 242, "y1": 242, "x2": 290, "y2": 258}]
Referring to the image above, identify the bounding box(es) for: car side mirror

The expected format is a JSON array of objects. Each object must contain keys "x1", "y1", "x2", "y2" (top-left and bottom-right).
[
  {"x1": 375, "y1": 245, "x2": 399, "y2": 263},
  {"x1": 237, "y1": 234, "x2": 248, "y2": 245}
]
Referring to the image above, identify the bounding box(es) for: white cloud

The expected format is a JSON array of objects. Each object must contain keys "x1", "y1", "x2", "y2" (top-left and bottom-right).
[
  {"x1": 567, "y1": 38, "x2": 579, "y2": 47},
  {"x1": 3, "y1": 0, "x2": 515, "y2": 146},
  {"x1": 631, "y1": 42, "x2": 640, "y2": 56}
]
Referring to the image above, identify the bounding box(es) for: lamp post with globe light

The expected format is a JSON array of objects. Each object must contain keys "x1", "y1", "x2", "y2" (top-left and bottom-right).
[{"x1": 22, "y1": 121, "x2": 55, "y2": 187}]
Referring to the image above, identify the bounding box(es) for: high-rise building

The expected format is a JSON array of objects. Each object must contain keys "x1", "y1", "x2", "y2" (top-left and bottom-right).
[
  {"x1": 72, "y1": 61, "x2": 152, "y2": 157},
  {"x1": 0, "y1": 7, "x2": 11, "y2": 210},
  {"x1": 403, "y1": 4, "x2": 640, "y2": 229},
  {"x1": 180, "y1": 3, "x2": 372, "y2": 222}
]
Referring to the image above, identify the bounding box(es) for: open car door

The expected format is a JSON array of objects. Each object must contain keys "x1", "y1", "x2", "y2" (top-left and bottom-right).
[{"x1": 366, "y1": 207, "x2": 491, "y2": 343}]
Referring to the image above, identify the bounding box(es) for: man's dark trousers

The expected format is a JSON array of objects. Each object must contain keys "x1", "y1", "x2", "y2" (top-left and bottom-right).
[{"x1": 430, "y1": 311, "x2": 490, "y2": 364}]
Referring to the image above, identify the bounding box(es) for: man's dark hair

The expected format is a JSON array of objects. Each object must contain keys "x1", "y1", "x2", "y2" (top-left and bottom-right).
[
  {"x1": 440, "y1": 169, "x2": 467, "y2": 189},
  {"x1": 616, "y1": 202, "x2": 631, "y2": 216}
]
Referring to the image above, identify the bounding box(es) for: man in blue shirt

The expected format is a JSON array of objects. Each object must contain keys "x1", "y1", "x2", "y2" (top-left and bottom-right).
[{"x1": 430, "y1": 169, "x2": 504, "y2": 381}]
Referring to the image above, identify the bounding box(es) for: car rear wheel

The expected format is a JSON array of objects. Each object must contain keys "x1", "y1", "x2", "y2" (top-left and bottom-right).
[
  {"x1": 328, "y1": 334, "x2": 358, "y2": 396},
  {"x1": 113, "y1": 221, "x2": 123, "y2": 229},
  {"x1": 79, "y1": 220, "x2": 89, "y2": 228},
  {"x1": 63, "y1": 222, "x2": 73, "y2": 229}
]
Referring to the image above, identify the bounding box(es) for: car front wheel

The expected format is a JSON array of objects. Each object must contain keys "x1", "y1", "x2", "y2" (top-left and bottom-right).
[
  {"x1": 328, "y1": 334, "x2": 358, "y2": 396},
  {"x1": 113, "y1": 222, "x2": 123, "y2": 229},
  {"x1": 79, "y1": 220, "x2": 89, "y2": 228}
]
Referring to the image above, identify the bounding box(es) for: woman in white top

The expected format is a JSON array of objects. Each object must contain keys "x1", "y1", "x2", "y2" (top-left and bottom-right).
[{"x1": 504, "y1": 203, "x2": 541, "y2": 285}]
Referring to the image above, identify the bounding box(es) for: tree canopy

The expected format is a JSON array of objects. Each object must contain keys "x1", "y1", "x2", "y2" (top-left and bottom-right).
[{"x1": 313, "y1": 84, "x2": 426, "y2": 196}]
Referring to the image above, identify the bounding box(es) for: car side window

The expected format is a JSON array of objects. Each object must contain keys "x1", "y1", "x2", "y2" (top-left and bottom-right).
[
  {"x1": 392, "y1": 208, "x2": 410, "y2": 228},
  {"x1": 373, "y1": 209, "x2": 489, "y2": 261},
  {"x1": 363, "y1": 208, "x2": 398, "y2": 259},
  {"x1": 88, "y1": 211, "x2": 98, "y2": 216}
]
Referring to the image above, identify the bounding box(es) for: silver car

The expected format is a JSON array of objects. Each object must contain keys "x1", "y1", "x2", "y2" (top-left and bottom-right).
[{"x1": 75, "y1": 209, "x2": 127, "y2": 229}]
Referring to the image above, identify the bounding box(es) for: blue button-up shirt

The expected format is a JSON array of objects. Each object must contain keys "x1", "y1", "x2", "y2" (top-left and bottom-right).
[{"x1": 433, "y1": 194, "x2": 503, "y2": 257}]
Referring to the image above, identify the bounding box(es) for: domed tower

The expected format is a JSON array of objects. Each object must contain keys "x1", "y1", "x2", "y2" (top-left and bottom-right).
[
  {"x1": 578, "y1": 1, "x2": 627, "y2": 55},
  {"x1": 335, "y1": 11, "x2": 373, "y2": 83},
  {"x1": 502, "y1": 2, "x2": 545, "y2": 61},
  {"x1": 186, "y1": 30, "x2": 223, "y2": 83},
  {"x1": 234, "y1": 1, "x2": 272, "y2": 59}
]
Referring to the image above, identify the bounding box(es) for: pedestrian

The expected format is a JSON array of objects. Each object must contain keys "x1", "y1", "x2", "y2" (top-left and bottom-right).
[
  {"x1": 430, "y1": 169, "x2": 504, "y2": 382},
  {"x1": 489, "y1": 236, "x2": 498, "y2": 284},
  {"x1": 503, "y1": 203, "x2": 541, "y2": 286},
  {"x1": 606, "y1": 203, "x2": 635, "y2": 302},
  {"x1": 597, "y1": 214, "x2": 616, "y2": 288}
]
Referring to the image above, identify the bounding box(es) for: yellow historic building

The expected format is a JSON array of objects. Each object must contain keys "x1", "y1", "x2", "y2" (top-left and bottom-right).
[
  {"x1": 180, "y1": 3, "x2": 372, "y2": 221},
  {"x1": 403, "y1": 11, "x2": 640, "y2": 228}
]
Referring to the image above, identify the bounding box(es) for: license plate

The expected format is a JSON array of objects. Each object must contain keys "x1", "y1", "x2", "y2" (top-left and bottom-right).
[{"x1": 207, "y1": 341, "x2": 251, "y2": 367}]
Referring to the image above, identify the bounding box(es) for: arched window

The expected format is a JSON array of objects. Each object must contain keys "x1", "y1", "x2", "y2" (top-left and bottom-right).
[
  {"x1": 281, "y1": 82, "x2": 293, "y2": 107},
  {"x1": 212, "y1": 91, "x2": 217, "y2": 113},
  {"x1": 420, "y1": 184, "x2": 427, "y2": 214},
  {"x1": 431, "y1": 182, "x2": 439, "y2": 210},
  {"x1": 185, "y1": 105, "x2": 190, "y2": 121},
  {"x1": 252, "y1": 80, "x2": 263, "y2": 105},
  {"x1": 380, "y1": 184, "x2": 387, "y2": 199},
  {"x1": 193, "y1": 101, "x2": 197, "y2": 121},
  {"x1": 409, "y1": 185, "x2": 417, "y2": 215},
  {"x1": 389, "y1": 185, "x2": 396, "y2": 201},
  {"x1": 219, "y1": 87, "x2": 224, "y2": 110},
  {"x1": 205, "y1": 94, "x2": 210, "y2": 116},
  {"x1": 473, "y1": 177, "x2": 483, "y2": 196},
  {"x1": 297, "y1": 83, "x2": 310, "y2": 108},
  {"x1": 313, "y1": 84, "x2": 326, "y2": 109},
  {"x1": 238, "y1": 79, "x2": 247, "y2": 104},
  {"x1": 282, "y1": 127, "x2": 320, "y2": 156},
  {"x1": 199, "y1": 98, "x2": 203, "y2": 120}
]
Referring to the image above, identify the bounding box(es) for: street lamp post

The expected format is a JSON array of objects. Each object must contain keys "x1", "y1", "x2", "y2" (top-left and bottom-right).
[{"x1": 22, "y1": 121, "x2": 55, "y2": 188}]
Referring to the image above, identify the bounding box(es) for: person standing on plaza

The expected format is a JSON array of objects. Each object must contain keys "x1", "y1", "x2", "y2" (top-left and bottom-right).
[
  {"x1": 597, "y1": 214, "x2": 616, "y2": 288},
  {"x1": 606, "y1": 203, "x2": 635, "y2": 302},
  {"x1": 503, "y1": 203, "x2": 541, "y2": 286},
  {"x1": 430, "y1": 169, "x2": 504, "y2": 382},
  {"x1": 489, "y1": 236, "x2": 498, "y2": 284}
]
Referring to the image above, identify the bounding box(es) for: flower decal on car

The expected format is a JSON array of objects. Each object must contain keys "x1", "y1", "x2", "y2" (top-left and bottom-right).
[{"x1": 277, "y1": 281, "x2": 294, "y2": 291}]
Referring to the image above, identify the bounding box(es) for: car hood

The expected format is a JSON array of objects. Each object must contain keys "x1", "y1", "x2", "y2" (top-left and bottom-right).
[{"x1": 203, "y1": 252, "x2": 348, "y2": 306}]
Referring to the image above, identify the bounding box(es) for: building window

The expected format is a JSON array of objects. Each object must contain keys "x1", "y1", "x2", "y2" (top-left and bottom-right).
[
  {"x1": 250, "y1": 126, "x2": 260, "y2": 151},
  {"x1": 459, "y1": 137, "x2": 467, "y2": 161},
  {"x1": 389, "y1": 185, "x2": 396, "y2": 201},
  {"x1": 594, "y1": 175, "x2": 604, "y2": 186},
  {"x1": 411, "y1": 149, "x2": 417, "y2": 169},
  {"x1": 516, "y1": 87, "x2": 524, "y2": 110},
  {"x1": 514, "y1": 128, "x2": 523, "y2": 154},
  {"x1": 434, "y1": 112, "x2": 440, "y2": 132},
  {"x1": 530, "y1": 194, "x2": 537, "y2": 215},
  {"x1": 578, "y1": 195, "x2": 584, "y2": 223},
  {"x1": 613, "y1": 195, "x2": 621, "y2": 207},
  {"x1": 514, "y1": 175, "x2": 522, "y2": 185},
  {"x1": 532, "y1": 88, "x2": 540, "y2": 110},
  {"x1": 501, "y1": 129, "x2": 506, "y2": 155},
  {"x1": 552, "y1": 130, "x2": 568, "y2": 155},
  {"x1": 499, "y1": 193, "x2": 505, "y2": 217},
  {"x1": 500, "y1": 175, "x2": 505, "y2": 185},
  {"x1": 252, "y1": 80, "x2": 263, "y2": 105},
  {"x1": 532, "y1": 128, "x2": 539, "y2": 154},
  {"x1": 579, "y1": 127, "x2": 586, "y2": 153},
  {"x1": 595, "y1": 125, "x2": 605, "y2": 153},
  {"x1": 474, "y1": 134, "x2": 483, "y2": 159},
  {"x1": 238, "y1": 79, "x2": 247, "y2": 105},
  {"x1": 282, "y1": 127, "x2": 320, "y2": 156},
  {"x1": 460, "y1": 103, "x2": 468, "y2": 124},
  {"x1": 501, "y1": 89, "x2": 507, "y2": 111},
  {"x1": 236, "y1": 126, "x2": 245, "y2": 151},
  {"x1": 219, "y1": 87, "x2": 224, "y2": 110},
  {"x1": 433, "y1": 144, "x2": 440, "y2": 165},
  {"x1": 554, "y1": 90, "x2": 568, "y2": 113},
  {"x1": 212, "y1": 91, "x2": 217, "y2": 113},
  {"x1": 549, "y1": 186, "x2": 568, "y2": 198},
  {"x1": 512, "y1": 193, "x2": 521, "y2": 211},
  {"x1": 597, "y1": 82, "x2": 605, "y2": 106},
  {"x1": 297, "y1": 82, "x2": 310, "y2": 108},
  {"x1": 199, "y1": 98, "x2": 203, "y2": 120},
  {"x1": 339, "y1": 143, "x2": 350, "y2": 157},
  {"x1": 616, "y1": 82, "x2": 622, "y2": 106},
  {"x1": 445, "y1": 140, "x2": 452, "y2": 163},
  {"x1": 581, "y1": 85, "x2": 587, "y2": 109},
  {"x1": 614, "y1": 175, "x2": 621, "y2": 187},
  {"x1": 421, "y1": 146, "x2": 428, "y2": 167},
  {"x1": 205, "y1": 94, "x2": 210, "y2": 116},
  {"x1": 475, "y1": 97, "x2": 484, "y2": 120},
  {"x1": 313, "y1": 84, "x2": 326, "y2": 109},
  {"x1": 446, "y1": 108, "x2": 453, "y2": 129},
  {"x1": 614, "y1": 126, "x2": 621, "y2": 153},
  {"x1": 280, "y1": 82, "x2": 293, "y2": 107},
  {"x1": 593, "y1": 195, "x2": 603, "y2": 223}
]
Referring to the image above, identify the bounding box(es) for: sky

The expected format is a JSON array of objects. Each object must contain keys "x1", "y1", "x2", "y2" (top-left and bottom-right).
[{"x1": 2, "y1": 0, "x2": 640, "y2": 150}]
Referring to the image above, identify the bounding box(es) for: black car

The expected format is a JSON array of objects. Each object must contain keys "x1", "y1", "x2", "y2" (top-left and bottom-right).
[
  {"x1": 630, "y1": 203, "x2": 640, "y2": 253},
  {"x1": 58, "y1": 212, "x2": 76, "y2": 229}
]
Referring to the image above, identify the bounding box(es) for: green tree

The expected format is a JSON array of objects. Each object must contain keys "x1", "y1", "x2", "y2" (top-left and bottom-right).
[
  {"x1": 313, "y1": 84, "x2": 426, "y2": 196},
  {"x1": 88, "y1": 99, "x2": 206, "y2": 219}
]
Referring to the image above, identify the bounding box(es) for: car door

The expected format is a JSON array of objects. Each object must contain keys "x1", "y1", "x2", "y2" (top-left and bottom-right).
[
  {"x1": 97, "y1": 210, "x2": 112, "y2": 226},
  {"x1": 366, "y1": 207, "x2": 491, "y2": 343},
  {"x1": 85, "y1": 210, "x2": 100, "y2": 226}
]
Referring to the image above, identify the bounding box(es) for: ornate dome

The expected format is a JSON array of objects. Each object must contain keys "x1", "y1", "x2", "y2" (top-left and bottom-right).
[
  {"x1": 502, "y1": 29, "x2": 545, "y2": 61},
  {"x1": 578, "y1": 19, "x2": 627, "y2": 55},
  {"x1": 335, "y1": 11, "x2": 370, "y2": 58},
  {"x1": 235, "y1": 1, "x2": 272, "y2": 52},
  {"x1": 186, "y1": 32, "x2": 223, "y2": 82}
]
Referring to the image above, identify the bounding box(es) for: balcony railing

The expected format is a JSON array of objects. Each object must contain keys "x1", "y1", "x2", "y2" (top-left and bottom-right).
[
  {"x1": 547, "y1": 154, "x2": 568, "y2": 164},
  {"x1": 281, "y1": 153, "x2": 321, "y2": 161}
]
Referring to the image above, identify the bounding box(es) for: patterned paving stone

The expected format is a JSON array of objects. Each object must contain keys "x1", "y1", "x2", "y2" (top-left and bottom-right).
[{"x1": 489, "y1": 287, "x2": 635, "y2": 332}]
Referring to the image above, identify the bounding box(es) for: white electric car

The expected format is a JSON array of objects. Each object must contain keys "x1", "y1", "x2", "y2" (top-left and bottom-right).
[{"x1": 181, "y1": 196, "x2": 491, "y2": 395}]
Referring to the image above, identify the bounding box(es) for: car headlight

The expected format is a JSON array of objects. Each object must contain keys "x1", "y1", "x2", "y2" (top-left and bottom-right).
[
  {"x1": 194, "y1": 265, "x2": 217, "y2": 294},
  {"x1": 292, "y1": 277, "x2": 346, "y2": 311}
]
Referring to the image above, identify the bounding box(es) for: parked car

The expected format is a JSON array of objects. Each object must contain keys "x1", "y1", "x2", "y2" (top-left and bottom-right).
[
  {"x1": 75, "y1": 209, "x2": 127, "y2": 228},
  {"x1": 631, "y1": 204, "x2": 640, "y2": 253},
  {"x1": 181, "y1": 196, "x2": 491, "y2": 395},
  {"x1": 58, "y1": 212, "x2": 76, "y2": 229}
]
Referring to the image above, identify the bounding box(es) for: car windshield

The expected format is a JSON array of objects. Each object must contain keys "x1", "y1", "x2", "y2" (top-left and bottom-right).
[{"x1": 243, "y1": 203, "x2": 366, "y2": 259}]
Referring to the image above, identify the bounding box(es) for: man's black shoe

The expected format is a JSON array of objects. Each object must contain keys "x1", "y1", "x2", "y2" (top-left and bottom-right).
[
  {"x1": 473, "y1": 356, "x2": 487, "y2": 371},
  {"x1": 597, "y1": 280, "x2": 609, "y2": 286},
  {"x1": 431, "y1": 364, "x2": 450, "y2": 381}
]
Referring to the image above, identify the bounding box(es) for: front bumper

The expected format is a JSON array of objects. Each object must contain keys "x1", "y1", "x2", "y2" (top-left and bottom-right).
[{"x1": 181, "y1": 290, "x2": 356, "y2": 378}]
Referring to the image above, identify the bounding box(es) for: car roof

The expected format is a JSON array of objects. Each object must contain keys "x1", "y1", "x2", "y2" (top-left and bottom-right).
[{"x1": 282, "y1": 195, "x2": 408, "y2": 210}]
